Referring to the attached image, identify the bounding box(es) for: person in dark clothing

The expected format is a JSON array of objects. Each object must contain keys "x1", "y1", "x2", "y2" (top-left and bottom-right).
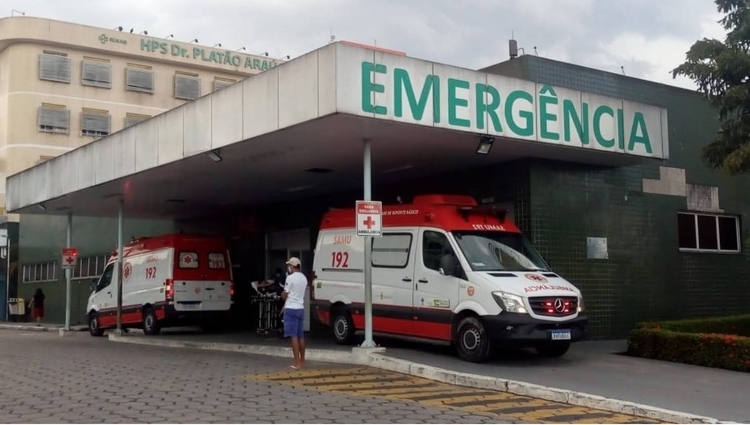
[{"x1": 29, "y1": 288, "x2": 45, "y2": 326}]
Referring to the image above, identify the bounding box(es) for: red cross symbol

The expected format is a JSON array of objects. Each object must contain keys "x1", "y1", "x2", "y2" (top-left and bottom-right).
[
  {"x1": 65, "y1": 256, "x2": 75, "y2": 265},
  {"x1": 363, "y1": 216, "x2": 376, "y2": 229}
]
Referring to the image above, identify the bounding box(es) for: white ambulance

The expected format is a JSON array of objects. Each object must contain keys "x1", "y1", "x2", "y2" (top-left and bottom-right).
[
  {"x1": 86, "y1": 233, "x2": 234, "y2": 336},
  {"x1": 311, "y1": 194, "x2": 587, "y2": 362}
]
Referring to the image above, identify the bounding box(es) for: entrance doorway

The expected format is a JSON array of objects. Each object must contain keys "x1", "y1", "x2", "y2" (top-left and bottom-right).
[
  {"x1": 266, "y1": 229, "x2": 312, "y2": 332},
  {"x1": 266, "y1": 228, "x2": 312, "y2": 277}
]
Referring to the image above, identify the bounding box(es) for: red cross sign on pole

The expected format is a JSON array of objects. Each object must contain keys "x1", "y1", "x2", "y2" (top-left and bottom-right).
[
  {"x1": 356, "y1": 201, "x2": 383, "y2": 237},
  {"x1": 61, "y1": 248, "x2": 78, "y2": 269}
]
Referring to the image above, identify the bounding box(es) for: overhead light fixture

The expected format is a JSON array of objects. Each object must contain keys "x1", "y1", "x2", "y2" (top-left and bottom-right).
[
  {"x1": 207, "y1": 149, "x2": 222, "y2": 162},
  {"x1": 304, "y1": 167, "x2": 333, "y2": 174},
  {"x1": 381, "y1": 164, "x2": 414, "y2": 174},
  {"x1": 286, "y1": 185, "x2": 312, "y2": 193},
  {"x1": 476, "y1": 136, "x2": 495, "y2": 155}
]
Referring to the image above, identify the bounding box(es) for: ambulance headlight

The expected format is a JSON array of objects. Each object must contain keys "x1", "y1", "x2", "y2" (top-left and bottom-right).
[
  {"x1": 492, "y1": 292, "x2": 528, "y2": 314},
  {"x1": 578, "y1": 296, "x2": 585, "y2": 313}
]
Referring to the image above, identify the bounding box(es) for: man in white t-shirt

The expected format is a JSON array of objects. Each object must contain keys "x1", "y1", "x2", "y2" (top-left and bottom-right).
[{"x1": 281, "y1": 257, "x2": 308, "y2": 369}]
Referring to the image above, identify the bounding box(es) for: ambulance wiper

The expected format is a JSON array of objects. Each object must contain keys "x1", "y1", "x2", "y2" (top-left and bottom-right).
[{"x1": 519, "y1": 267, "x2": 546, "y2": 272}]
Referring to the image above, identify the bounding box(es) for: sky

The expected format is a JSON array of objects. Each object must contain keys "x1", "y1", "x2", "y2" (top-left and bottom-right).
[{"x1": 6, "y1": 0, "x2": 728, "y2": 90}]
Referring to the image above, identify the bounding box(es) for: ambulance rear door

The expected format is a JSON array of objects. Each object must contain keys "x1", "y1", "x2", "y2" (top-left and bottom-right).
[{"x1": 173, "y1": 242, "x2": 231, "y2": 312}]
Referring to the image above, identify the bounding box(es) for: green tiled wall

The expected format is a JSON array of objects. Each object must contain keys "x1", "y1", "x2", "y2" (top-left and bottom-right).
[
  {"x1": 17, "y1": 214, "x2": 175, "y2": 325},
  {"x1": 490, "y1": 56, "x2": 750, "y2": 338}
]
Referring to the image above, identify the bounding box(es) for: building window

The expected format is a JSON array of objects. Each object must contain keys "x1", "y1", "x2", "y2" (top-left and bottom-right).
[
  {"x1": 124, "y1": 113, "x2": 151, "y2": 128},
  {"x1": 22, "y1": 261, "x2": 58, "y2": 283},
  {"x1": 81, "y1": 108, "x2": 111, "y2": 138},
  {"x1": 37, "y1": 103, "x2": 70, "y2": 134},
  {"x1": 371, "y1": 233, "x2": 413, "y2": 268},
  {"x1": 81, "y1": 57, "x2": 112, "y2": 89},
  {"x1": 126, "y1": 64, "x2": 155, "y2": 94},
  {"x1": 39, "y1": 51, "x2": 71, "y2": 83},
  {"x1": 72, "y1": 254, "x2": 109, "y2": 280},
  {"x1": 174, "y1": 71, "x2": 201, "y2": 100},
  {"x1": 678, "y1": 212, "x2": 741, "y2": 253},
  {"x1": 213, "y1": 77, "x2": 236, "y2": 92}
]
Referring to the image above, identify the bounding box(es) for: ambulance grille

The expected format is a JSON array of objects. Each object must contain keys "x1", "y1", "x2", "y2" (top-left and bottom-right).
[{"x1": 528, "y1": 296, "x2": 578, "y2": 317}]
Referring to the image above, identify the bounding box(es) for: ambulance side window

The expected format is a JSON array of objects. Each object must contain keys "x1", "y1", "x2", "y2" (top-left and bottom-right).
[
  {"x1": 371, "y1": 233, "x2": 413, "y2": 268},
  {"x1": 422, "y1": 231, "x2": 454, "y2": 272},
  {"x1": 96, "y1": 264, "x2": 114, "y2": 293}
]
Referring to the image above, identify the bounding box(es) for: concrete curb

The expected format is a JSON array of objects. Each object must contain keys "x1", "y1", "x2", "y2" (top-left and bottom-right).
[
  {"x1": 0, "y1": 324, "x2": 87, "y2": 332},
  {"x1": 107, "y1": 335, "x2": 732, "y2": 424},
  {"x1": 107, "y1": 334, "x2": 356, "y2": 365}
]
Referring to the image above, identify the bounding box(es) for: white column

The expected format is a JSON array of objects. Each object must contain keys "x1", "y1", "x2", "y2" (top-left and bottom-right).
[
  {"x1": 64, "y1": 213, "x2": 72, "y2": 331},
  {"x1": 116, "y1": 200, "x2": 124, "y2": 332},
  {"x1": 361, "y1": 138, "x2": 376, "y2": 348}
]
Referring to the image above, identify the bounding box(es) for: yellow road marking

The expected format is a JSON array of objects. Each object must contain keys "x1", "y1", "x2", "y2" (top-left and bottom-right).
[{"x1": 244, "y1": 366, "x2": 667, "y2": 424}]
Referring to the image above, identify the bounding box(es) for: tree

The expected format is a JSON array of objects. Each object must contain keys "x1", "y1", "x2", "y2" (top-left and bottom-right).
[{"x1": 672, "y1": 0, "x2": 750, "y2": 175}]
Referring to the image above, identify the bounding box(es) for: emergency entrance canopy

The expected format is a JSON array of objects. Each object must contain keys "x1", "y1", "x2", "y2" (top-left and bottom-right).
[{"x1": 6, "y1": 42, "x2": 669, "y2": 218}]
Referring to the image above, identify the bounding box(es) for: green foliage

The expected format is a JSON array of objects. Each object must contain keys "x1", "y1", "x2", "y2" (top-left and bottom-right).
[
  {"x1": 627, "y1": 329, "x2": 750, "y2": 372},
  {"x1": 672, "y1": 0, "x2": 750, "y2": 175},
  {"x1": 636, "y1": 314, "x2": 750, "y2": 337},
  {"x1": 628, "y1": 314, "x2": 750, "y2": 372}
]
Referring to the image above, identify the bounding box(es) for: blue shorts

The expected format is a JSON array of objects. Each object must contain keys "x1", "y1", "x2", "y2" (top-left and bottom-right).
[{"x1": 283, "y1": 308, "x2": 305, "y2": 339}]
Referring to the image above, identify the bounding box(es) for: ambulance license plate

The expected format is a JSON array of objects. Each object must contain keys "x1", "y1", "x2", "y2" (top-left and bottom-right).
[{"x1": 550, "y1": 330, "x2": 571, "y2": 340}]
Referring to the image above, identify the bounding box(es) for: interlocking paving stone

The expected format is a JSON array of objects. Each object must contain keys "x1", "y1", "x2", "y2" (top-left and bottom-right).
[{"x1": 0, "y1": 330, "x2": 510, "y2": 423}]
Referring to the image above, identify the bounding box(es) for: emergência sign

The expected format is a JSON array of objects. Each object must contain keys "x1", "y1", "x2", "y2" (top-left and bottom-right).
[{"x1": 360, "y1": 61, "x2": 665, "y2": 157}]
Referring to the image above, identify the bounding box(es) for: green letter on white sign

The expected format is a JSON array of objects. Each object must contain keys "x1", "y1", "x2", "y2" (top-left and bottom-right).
[
  {"x1": 393, "y1": 68, "x2": 440, "y2": 122},
  {"x1": 361, "y1": 62, "x2": 387, "y2": 115}
]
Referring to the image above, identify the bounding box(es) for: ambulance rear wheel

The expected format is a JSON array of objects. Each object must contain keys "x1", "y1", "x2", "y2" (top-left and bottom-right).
[
  {"x1": 89, "y1": 312, "x2": 103, "y2": 337},
  {"x1": 332, "y1": 309, "x2": 355, "y2": 345},
  {"x1": 455, "y1": 316, "x2": 492, "y2": 363},
  {"x1": 142, "y1": 308, "x2": 161, "y2": 336}
]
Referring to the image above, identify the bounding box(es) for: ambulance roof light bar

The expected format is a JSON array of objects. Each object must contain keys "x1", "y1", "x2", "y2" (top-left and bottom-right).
[
  {"x1": 457, "y1": 205, "x2": 507, "y2": 223},
  {"x1": 476, "y1": 135, "x2": 494, "y2": 155}
]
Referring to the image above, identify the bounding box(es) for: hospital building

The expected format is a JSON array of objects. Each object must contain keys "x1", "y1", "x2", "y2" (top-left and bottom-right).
[{"x1": 1, "y1": 15, "x2": 749, "y2": 340}]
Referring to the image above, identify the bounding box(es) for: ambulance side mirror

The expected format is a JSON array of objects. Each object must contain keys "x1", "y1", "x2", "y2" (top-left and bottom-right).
[
  {"x1": 439, "y1": 254, "x2": 460, "y2": 277},
  {"x1": 90, "y1": 279, "x2": 98, "y2": 292}
]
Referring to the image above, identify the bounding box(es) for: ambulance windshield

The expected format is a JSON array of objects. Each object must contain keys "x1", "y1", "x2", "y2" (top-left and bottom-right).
[{"x1": 452, "y1": 231, "x2": 549, "y2": 272}]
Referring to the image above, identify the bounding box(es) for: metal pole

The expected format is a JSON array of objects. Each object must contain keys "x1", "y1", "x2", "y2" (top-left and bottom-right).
[
  {"x1": 116, "y1": 200, "x2": 124, "y2": 333},
  {"x1": 4, "y1": 233, "x2": 10, "y2": 323},
  {"x1": 361, "y1": 138, "x2": 375, "y2": 348},
  {"x1": 64, "y1": 213, "x2": 72, "y2": 331}
]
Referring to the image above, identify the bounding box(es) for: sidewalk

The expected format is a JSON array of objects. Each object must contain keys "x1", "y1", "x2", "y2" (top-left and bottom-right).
[
  {"x1": 382, "y1": 340, "x2": 750, "y2": 423},
  {"x1": 0, "y1": 322, "x2": 87, "y2": 332}
]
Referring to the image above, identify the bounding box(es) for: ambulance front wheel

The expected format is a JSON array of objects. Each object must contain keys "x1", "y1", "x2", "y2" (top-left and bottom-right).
[
  {"x1": 142, "y1": 307, "x2": 161, "y2": 336},
  {"x1": 331, "y1": 308, "x2": 355, "y2": 345},
  {"x1": 455, "y1": 316, "x2": 492, "y2": 363},
  {"x1": 89, "y1": 312, "x2": 103, "y2": 337}
]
